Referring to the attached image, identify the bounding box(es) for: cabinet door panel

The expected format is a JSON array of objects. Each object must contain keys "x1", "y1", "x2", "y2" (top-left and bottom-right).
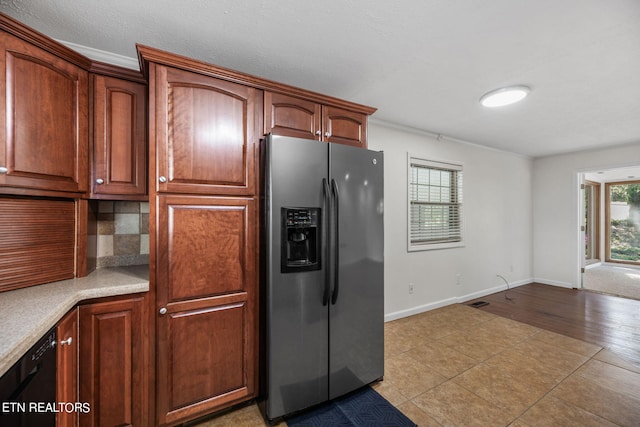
[
  {"x1": 168, "y1": 303, "x2": 246, "y2": 407},
  {"x1": 264, "y1": 91, "x2": 321, "y2": 140},
  {"x1": 57, "y1": 308, "x2": 78, "y2": 427},
  {"x1": 323, "y1": 106, "x2": 367, "y2": 148},
  {"x1": 170, "y1": 85, "x2": 244, "y2": 183},
  {"x1": 158, "y1": 196, "x2": 253, "y2": 302},
  {"x1": 79, "y1": 297, "x2": 147, "y2": 427},
  {"x1": 154, "y1": 65, "x2": 260, "y2": 195},
  {"x1": 92, "y1": 74, "x2": 147, "y2": 197},
  {"x1": 156, "y1": 195, "x2": 257, "y2": 425},
  {"x1": 0, "y1": 34, "x2": 88, "y2": 193}
]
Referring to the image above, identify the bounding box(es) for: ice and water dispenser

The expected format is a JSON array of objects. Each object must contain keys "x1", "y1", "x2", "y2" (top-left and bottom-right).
[{"x1": 281, "y1": 208, "x2": 321, "y2": 273}]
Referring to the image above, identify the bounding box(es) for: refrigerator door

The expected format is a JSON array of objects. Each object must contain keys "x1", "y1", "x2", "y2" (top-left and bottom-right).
[
  {"x1": 264, "y1": 135, "x2": 330, "y2": 419},
  {"x1": 328, "y1": 143, "x2": 384, "y2": 399}
]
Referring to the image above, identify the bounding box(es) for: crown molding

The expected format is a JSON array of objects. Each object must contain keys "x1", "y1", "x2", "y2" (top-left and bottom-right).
[
  {"x1": 58, "y1": 39, "x2": 140, "y2": 71},
  {"x1": 136, "y1": 43, "x2": 376, "y2": 115},
  {"x1": 369, "y1": 117, "x2": 533, "y2": 160}
]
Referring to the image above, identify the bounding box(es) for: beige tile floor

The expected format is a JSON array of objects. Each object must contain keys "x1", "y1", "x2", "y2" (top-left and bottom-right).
[{"x1": 191, "y1": 304, "x2": 640, "y2": 426}]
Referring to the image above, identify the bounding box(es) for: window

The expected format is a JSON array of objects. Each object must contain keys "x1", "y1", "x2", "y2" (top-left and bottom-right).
[
  {"x1": 605, "y1": 181, "x2": 640, "y2": 264},
  {"x1": 408, "y1": 155, "x2": 463, "y2": 251}
]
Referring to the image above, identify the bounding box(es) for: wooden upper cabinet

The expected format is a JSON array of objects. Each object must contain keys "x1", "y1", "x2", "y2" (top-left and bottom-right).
[
  {"x1": 92, "y1": 74, "x2": 147, "y2": 199},
  {"x1": 323, "y1": 105, "x2": 367, "y2": 148},
  {"x1": 264, "y1": 92, "x2": 369, "y2": 148},
  {"x1": 153, "y1": 64, "x2": 260, "y2": 195},
  {"x1": 264, "y1": 91, "x2": 322, "y2": 140},
  {"x1": 0, "y1": 32, "x2": 89, "y2": 194}
]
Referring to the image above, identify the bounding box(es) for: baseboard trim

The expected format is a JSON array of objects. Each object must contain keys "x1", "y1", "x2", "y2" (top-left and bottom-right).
[
  {"x1": 384, "y1": 278, "x2": 532, "y2": 322},
  {"x1": 455, "y1": 279, "x2": 530, "y2": 304},
  {"x1": 385, "y1": 297, "x2": 458, "y2": 322},
  {"x1": 533, "y1": 278, "x2": 575, "y2": 288}
]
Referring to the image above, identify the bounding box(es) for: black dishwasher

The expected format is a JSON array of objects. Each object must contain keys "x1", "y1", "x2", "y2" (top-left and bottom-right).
[{"x1": 0, "y1": 327, "x2": 56, "y2": 427}]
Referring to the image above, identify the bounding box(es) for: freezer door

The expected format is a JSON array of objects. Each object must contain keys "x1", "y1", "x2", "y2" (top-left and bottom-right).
[
  {"x1": 264, "y1": 135, "x2": 329, "y2": 419},
  {"x1": 328, "y1": 143, "x2": 384, "y2": 399}
]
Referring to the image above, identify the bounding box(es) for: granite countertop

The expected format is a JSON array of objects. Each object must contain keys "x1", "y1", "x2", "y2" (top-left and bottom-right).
[{"x1": 0, "y1": 265, "x2": 149, "y2": 377}]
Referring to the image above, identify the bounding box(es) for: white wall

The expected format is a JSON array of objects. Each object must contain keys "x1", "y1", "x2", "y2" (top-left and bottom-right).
[
  {"x1": 532, "y1": 142, "x2": 640, "y2": 287},
  {"x1": 368, "y1": 122, "x2": 533, "y2": 321}
]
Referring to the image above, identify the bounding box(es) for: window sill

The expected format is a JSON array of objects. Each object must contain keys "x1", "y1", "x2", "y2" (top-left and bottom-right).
[{"x1": 408, "y1": 241, "x2": 465, "y2": 252}]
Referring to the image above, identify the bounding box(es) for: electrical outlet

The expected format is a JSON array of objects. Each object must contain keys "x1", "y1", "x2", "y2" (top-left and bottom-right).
[{"x1": 409, "y1": 283, "x2": 414, "y2": 294}]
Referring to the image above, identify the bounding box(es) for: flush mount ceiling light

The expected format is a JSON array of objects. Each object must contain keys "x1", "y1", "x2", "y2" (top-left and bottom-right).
[{"x1": 480, "y1": 85, "x2": 531, "y2": 108}]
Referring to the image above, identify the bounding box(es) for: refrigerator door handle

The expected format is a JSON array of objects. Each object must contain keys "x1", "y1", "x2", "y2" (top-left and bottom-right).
[
  {"x1": 331, "y1": 178, "x2": 340, "y2": 305},
  {"x1": 322, "y1": 178, "x2": 331, "y2": 306}
]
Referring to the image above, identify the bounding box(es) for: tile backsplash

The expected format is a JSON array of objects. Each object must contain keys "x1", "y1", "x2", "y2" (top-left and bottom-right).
[{"x1": 96, "y1": 201, "x2": 149, "y2": 268}]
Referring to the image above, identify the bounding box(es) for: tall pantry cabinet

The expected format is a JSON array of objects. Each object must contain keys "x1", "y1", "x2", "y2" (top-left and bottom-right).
[
  {"x1": 139, "y1": 46, "x2": 260, "y2": 426},
  {"x1": 138, "y1": 42, "x2": 375, "y2": 426}
]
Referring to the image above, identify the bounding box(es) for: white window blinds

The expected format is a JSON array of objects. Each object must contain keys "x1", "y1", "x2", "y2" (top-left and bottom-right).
[{"x1": 409, "y1": 157, "x2": 463, "y2": 249}]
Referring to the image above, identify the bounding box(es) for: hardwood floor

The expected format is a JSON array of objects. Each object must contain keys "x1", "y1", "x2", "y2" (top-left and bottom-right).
[{"x1": 467, "y1": 283, "x2": 640, "y2": 366}]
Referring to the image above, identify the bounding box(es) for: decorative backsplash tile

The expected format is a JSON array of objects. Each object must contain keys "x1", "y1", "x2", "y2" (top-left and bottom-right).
[{"x1": 96, "y1": 201, "x2": 149, "y2": 268}]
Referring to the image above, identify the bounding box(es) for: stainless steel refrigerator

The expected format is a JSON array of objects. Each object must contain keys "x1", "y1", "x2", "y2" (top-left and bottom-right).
[{"x1": 261, "y1": 134, "x2": 384, "y2": 420}]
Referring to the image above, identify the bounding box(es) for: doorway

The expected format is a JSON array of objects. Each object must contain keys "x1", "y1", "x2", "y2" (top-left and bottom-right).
[{"x1": 580, "y1": 166, "x2": 640, "y2": 300}]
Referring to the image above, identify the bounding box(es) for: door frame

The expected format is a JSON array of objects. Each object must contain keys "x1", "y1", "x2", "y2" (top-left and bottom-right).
[
  {"x1": 584, "y1": 180, "x2": 601, "y2": 264},
  {"x1": 575, "y1": 164, "x2": 640, "y2": 289}
]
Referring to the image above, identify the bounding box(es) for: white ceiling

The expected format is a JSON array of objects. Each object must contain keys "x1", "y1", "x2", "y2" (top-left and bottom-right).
[
  {"x1": 585, "y1": 166, "x2": 640, "y2": 183},
  {"x1": 2, "y1": 0, "x2": 640, "y2": 158}
]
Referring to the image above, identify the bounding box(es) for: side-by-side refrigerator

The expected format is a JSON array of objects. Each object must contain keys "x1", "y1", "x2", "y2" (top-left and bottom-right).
[{"x1": 261, "y1": 134, "x2": 384, "y2": 420}]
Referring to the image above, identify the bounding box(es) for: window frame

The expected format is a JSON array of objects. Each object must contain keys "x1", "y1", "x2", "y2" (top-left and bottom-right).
[
  {"x1": 407, "y1": 153, "x2": 464, "y2": 252},
  {"x1": 604, "y1": 180, "x2": 640, "y2": 265}
]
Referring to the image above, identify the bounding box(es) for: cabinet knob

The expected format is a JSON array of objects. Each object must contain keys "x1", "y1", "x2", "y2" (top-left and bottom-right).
[
  {"x1": 315, "y1": 130, "x2": 321, "y2": 136},
  {"x1": 95, "y1": 178, "x2": 104, "y2": 185},
  {"x1": 60, "y1": 337, "x2": 73, "y2": 346},
  {"x1": 159, "y1": 176, "x2": 167, "y2": 183},
  {"x1": 159, "y1": 307, "x2": 167, "y2": 315},
  {"x1": 324, "y1": 132, "x2": 331, "y2": 138},
  {"x1": 0, "y1": 166, "x2": 7, "y2": 174}
]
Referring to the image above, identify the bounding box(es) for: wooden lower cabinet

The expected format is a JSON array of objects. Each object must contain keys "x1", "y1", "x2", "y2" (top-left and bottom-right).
[
  {"x1": 155, "y1": 195, "x2": 258, "y2": 426},
  {"x1": 57, "y1": 308, "x2": 79, "y2": 427},
  {"x1": 78, "y1": 295, "x2": 148, "y2": 427}
]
